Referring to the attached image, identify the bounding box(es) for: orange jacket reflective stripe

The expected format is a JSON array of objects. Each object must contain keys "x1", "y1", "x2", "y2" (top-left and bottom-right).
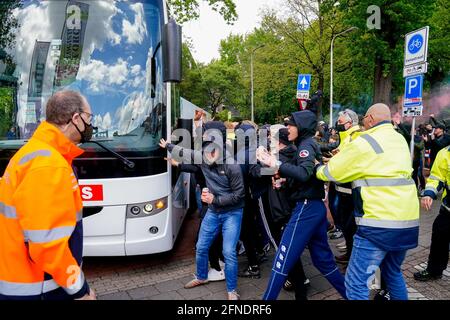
[{"x1": 0, "y1": 121, "x2": 86, "y2": 297}]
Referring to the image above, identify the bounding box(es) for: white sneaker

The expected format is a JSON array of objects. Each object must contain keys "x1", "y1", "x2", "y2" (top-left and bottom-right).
[
  {"x1": 208, "y1": 268, "x2": 225, "y2": 281},
  {"x1": 219, "y1": 260, "x2": 225, "y2": 269},
  {"x1": 228, "y1": 291, "x2": 240, "y2": 300}
]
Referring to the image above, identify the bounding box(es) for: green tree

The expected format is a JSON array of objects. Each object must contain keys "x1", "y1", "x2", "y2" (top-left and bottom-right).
[
  {"x1": 0, "y1": 87, "x2": 14, "y2": 138},
  {"x1": 0, "y1": 0, "x2": 20, "y2": 51},
  {"x1": 201, "y1": 60, "x2": 244, "y2": 117},
  {"x1": 427, "y1": 0, "x2": 450, "y2": 86},
  {"x1": 339, "y1": 0, "x2": 436, "y2": 104},
  {"x1": 168, "y1": 0, "x2": 237, "y2": 24},
  {"x1": 260, "y1": 0, "x2": 349, "y2": 118}
]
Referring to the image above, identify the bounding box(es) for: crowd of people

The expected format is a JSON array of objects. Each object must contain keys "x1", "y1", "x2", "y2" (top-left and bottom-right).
[
  {"x1": 160, "y1": 103, "x2": 450, "y2": 301},
  {"x1": 0, "y1": 90, "x2": 449, "y2": 301}
]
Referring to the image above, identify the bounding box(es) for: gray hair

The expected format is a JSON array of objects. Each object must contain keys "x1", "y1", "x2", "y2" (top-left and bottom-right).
[
  {"x1": 338, "y1": 109, "x2": 359, "y2": 126},
  {"x1": 46, "y1": 90, "x2": 87, "y2": 125}
]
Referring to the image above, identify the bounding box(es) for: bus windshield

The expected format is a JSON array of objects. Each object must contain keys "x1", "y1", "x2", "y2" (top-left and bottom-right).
[{"x1": 0, "y1": 0, "x2": 166, "y2": 160}]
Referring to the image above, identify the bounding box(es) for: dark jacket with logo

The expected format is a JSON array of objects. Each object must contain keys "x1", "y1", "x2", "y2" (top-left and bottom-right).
[
  {"x1": 279, "y1": 111, "x2": 325, "y2": 205},
  {"x1": 167, "y1": 144, "x2": 245, "y2": 213}
]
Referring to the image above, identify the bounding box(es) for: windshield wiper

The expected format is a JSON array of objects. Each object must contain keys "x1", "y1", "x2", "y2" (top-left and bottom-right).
[{"x1": 84, "y1": 140, "x2": 135, "y2": 169}]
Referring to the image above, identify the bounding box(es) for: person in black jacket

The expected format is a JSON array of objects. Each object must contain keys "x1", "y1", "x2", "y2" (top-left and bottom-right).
[
  {"x1": 424, "y1": 123, "x2": 450, "y2": 166},
  {"x1": 251, "y1": 127, "x2": 310, "y2": 300},
  {"x1": 159, "y1": 127, "x2": 245, "y2": 300},
  {"x1": 234, "y1": 123, "x2": 265, "y2": 279},
  {"x1": 257, "y1": 110, "x2": 347, "y2": 300}
]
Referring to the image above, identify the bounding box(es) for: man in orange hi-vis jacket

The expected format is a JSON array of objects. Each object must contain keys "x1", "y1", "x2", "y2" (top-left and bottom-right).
[{"x1": 0, "y1": 91, "x2": 95, "y2": 300}]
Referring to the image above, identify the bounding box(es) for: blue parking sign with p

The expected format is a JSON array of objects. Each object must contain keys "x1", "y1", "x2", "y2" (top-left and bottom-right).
[{"x1": 404, "y1": 75, "x2": 423, "y2": 107}]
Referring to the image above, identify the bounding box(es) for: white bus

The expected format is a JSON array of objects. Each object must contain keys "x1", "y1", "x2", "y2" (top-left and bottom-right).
[{"x1": 0, "y1": 0, "x2": 192, "y2": 256}]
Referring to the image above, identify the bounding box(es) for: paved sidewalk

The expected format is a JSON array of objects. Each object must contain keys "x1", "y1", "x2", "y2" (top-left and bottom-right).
[{"x1": 84, "y1": 202, "x2": 450, "y2": 300}]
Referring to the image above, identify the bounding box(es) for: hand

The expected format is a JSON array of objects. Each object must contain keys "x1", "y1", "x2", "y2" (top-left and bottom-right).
[
  {"x1": 314, "y1": 159, "x2": 320, "y2": 166},
  {"x1": 421, "y1": 196, "x2": 433, "y2": 211},
  {"x1": 165, "y1": 157, "x2": 179, "y2": 167},
  {"x1": 422, "y1": 135, "x2": 428, "y2": 142},
  {"x1": 76, "y1": 288, "x2": 96, "y2": 300},
  {"x1": 322, "y1": 157, "x2": 330, "y2": 164},
  {"x1": 159, "y1": 138, "x2": 168, "y2": 149},
  {"x1": 201, "y1": 192, "x2": 214, "y2": 204},
  {"x1": 257, "y1": 147, "x2": 277, "y2": 168},
  {"x1": 430, "y1": 114, "x2": 435, "y2": 118},
  {"x1": 331, "y1": 148, "x2": 340, "y2": 156},
  {"x1": 272, "y1": 177, "x2": 286, "y2": 190}
]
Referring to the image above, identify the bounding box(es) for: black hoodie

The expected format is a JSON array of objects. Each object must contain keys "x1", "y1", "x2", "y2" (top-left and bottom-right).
[
  {"x1": 279, "y1": 110, "x2": 325, "y2": 204},
  {"x1": 267, "y1": 144, "x2": 298, "y2": 222}
]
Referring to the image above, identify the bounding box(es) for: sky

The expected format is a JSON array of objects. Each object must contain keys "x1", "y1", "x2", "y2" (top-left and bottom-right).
[{"x1": 183, "y1": 0, "x2": 284, "y2": 64}]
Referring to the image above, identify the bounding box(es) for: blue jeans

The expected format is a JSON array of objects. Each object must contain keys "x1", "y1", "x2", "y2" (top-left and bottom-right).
[
  {"x1": 196, "y1": 208, "x2": 243, "y2": 292},
  {"x1": 345, "y1": 234, "x2": 408, "y2": 300},
  {"x1": 195, "y1": 185, "x2": 203, "y2": 216},
  {"x1": 263, "y1": 199, "x2": 347, "y2": 300}
]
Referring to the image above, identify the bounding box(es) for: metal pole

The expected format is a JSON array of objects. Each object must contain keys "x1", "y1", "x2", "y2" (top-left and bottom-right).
[
  {"x1": 251, "y1": 53, "x2": 254, "y2": 123},
  {"x1": 329, "y1": 27, "x2": 358, "y2": 128},
  {"x1": 410, "y1": 116, "x2": 416, "y2": 162},
  {"x1": 330, "y1": 38, "x2": 334, "y2": 128}
]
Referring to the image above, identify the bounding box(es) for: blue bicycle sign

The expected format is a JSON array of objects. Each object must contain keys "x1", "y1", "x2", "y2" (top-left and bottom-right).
[{"x1": 408, "y1": 34, "x2": 423, "y2": 54}]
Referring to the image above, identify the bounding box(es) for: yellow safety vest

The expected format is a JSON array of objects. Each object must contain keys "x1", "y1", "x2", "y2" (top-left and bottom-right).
[
  {"x1": 423, "y1": 146, "x2": 450, "y2": 210},
  {"x1": 338, "y1": 125, "x2": 362, "y2": 150},
  {"x1": 316, "y1": 122, "x2": 419, "y2": 250}
]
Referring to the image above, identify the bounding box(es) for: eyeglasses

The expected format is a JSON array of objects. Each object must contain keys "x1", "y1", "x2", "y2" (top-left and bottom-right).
[{"x1": 80, "y1": 111, "x2": 93, "y2": 122}]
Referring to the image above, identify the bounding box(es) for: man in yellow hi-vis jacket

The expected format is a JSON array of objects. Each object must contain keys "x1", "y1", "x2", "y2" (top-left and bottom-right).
[
  {"x1": 414, "y1": 146, "x2": 450, "y2": 282},
  {"x1": 315, "y1": 103, "x2": 419, "y2": 300}
]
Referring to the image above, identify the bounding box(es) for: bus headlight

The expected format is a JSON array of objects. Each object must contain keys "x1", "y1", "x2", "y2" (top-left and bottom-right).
[
  {"x1": 143, "y1": 203, "x2": 153, "y2": 214},
  {"x1": 130, "y1": 206, "x2": 141, "y2": 215},
  {"x1": 126, "y1": 197, "x2": 168, "y2": 219}
]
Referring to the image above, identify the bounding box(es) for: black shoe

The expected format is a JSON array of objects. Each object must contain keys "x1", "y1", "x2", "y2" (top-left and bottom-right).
[
  {"x1": 374, "y1": 289, "x2": 391, "y2": 301},
  {"x1": 257, "y1": 253, "x2": 268, "y2": 264},
  {"x1": 238, "y1": 265, "x2": 261, "y2": 279},
  {"x1": 413, "y1": 269, "x2": 442, "y2": 282}
]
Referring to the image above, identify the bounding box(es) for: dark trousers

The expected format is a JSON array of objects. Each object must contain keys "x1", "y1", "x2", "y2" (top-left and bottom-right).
[
  {"x1": 412, "y1": 159, "x2": 426, "y2": 190},
  {"x1": 427, "y1": 206, "x2": 450, "y2": 276},
  {"x1": 337, "y1": 191, "x2": 357, "y2": 256},
  {"x1": 328, "y1": 184, "x2": 341, "y2": 229},
  {"x1": 240, "y1": 195, "x2": 260, "y2": 266},
  {"x1": 263, "y1": 200, "x2": 346, "y2": 300}
]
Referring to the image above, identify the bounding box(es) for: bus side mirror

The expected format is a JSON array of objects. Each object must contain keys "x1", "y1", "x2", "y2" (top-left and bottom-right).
[{"x1": 162, "y1": 19, "x2": 182, "y2": 83}]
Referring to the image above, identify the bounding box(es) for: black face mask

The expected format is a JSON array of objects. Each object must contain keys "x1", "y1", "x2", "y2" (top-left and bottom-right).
[
  {"x1": 72, "y1": 116, "x2": 93, "y2": 143},
  {"x1": 335, "y1": 123, "x2": 348, "y2": 132}
]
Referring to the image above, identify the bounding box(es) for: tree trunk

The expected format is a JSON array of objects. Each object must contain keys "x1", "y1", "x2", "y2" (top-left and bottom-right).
[{"x1": 373, "y1": 57, "x2": 393, "y2": 106}]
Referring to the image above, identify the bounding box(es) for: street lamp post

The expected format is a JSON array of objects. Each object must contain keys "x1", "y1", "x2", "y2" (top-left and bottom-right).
[
  {"x1": 330, "y1": 26, "x2": 358, "y2": 127},
  {"x1": 251, "y1": 44, "x2": 265, "y2": 123}
]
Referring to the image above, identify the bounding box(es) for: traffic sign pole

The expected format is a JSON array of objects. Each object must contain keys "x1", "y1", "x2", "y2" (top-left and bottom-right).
[
  {"x1": 296, "y1": 74, "x2": 311, "y2": 110},
  {"x1": 410, "y1": 117, "x2": 416, "y2": 161},
  {"x1": 403, "y1": 26, "x2": 429, "y2": 163}
]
